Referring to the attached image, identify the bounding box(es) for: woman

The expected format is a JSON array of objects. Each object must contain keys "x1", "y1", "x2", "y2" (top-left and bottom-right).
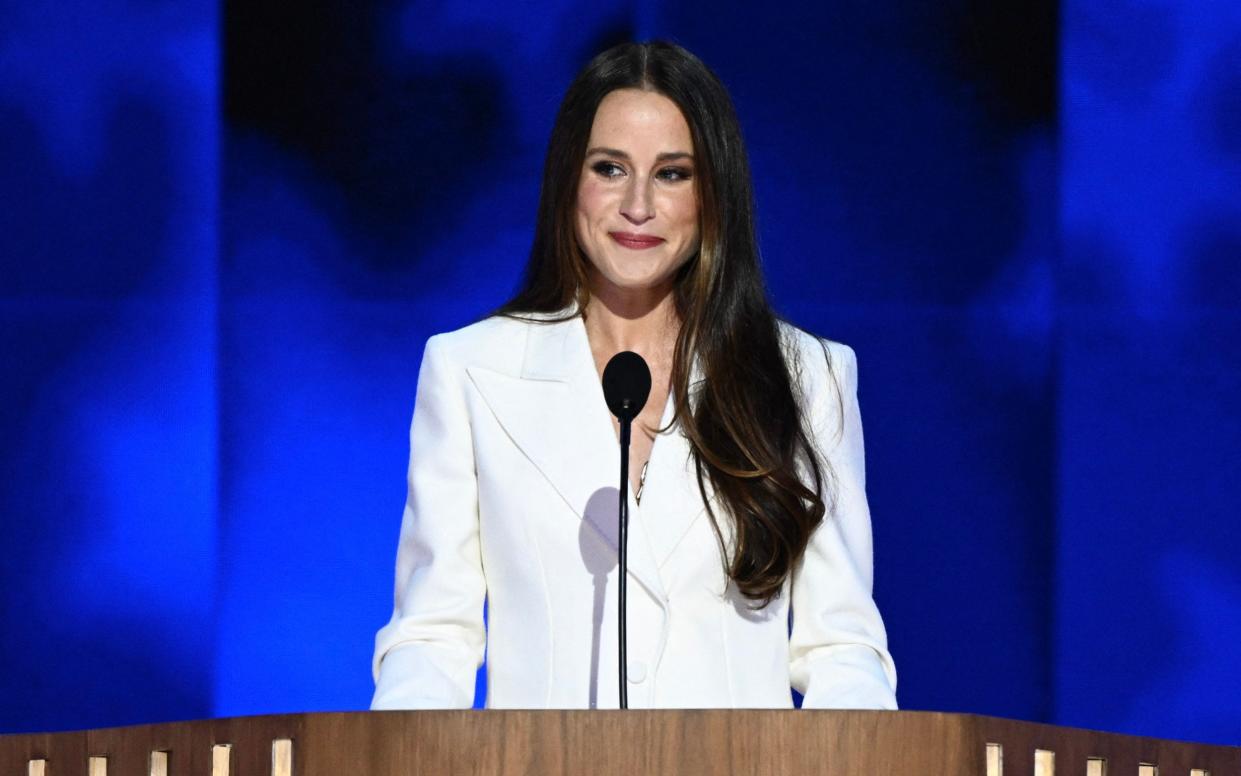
[{"x1": 371, "y1": 41, "x2": 897, "y2": 710}]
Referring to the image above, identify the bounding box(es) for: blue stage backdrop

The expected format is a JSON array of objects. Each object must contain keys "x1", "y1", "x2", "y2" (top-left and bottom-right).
[{"x1": 1, "y1": 0, "x2": 1238, "y2": 745}]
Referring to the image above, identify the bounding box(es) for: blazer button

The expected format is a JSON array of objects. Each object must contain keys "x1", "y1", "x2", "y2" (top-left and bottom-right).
[{"x1": 627, "y1": 661, "x2": 647, "y2": 683}]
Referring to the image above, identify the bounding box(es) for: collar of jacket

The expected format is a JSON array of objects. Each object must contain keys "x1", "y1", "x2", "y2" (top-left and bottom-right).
[{"x1": 465, "y1": 311, "x2": 718, "y2": 606}]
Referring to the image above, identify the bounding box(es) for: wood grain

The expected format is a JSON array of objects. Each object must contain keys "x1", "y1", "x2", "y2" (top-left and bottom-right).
[{"x1": 0, "y1": 711, "x2": 1237, "y2": 776}]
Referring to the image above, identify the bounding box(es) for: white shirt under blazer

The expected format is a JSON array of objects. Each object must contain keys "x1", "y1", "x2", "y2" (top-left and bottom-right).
[{"x1": 371, "y1": 310, "x2": 898, "y2": 710}]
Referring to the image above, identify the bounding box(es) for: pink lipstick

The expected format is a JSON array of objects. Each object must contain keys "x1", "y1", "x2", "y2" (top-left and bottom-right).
[{"x1": 609, "y1": 232, "x2": 665, "y2": 250}]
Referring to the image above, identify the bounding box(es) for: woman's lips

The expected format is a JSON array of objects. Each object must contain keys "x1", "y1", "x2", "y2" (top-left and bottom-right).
[{"x1": 609, "y1": 231, "x2": 665, "y2": 250}]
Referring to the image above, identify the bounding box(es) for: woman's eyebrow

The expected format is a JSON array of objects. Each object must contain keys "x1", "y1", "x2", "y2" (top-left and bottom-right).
[{"x1": 586, "y1": 147, "x2": 694, "y2": 162}]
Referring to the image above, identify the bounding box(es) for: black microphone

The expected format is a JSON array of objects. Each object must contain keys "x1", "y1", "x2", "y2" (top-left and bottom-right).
[{"x1": 600, "y1": 351, "x2": 651, "y2": 710}]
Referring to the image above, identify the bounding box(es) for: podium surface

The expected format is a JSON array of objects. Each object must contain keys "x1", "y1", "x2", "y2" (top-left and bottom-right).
[{"x1": 2, "y1": 710, "x2": 1237, "y2": 775}]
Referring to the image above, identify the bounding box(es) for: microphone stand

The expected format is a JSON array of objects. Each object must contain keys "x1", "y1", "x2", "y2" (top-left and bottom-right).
[
  {"x1": 617, "y1": 399, "x2": 631, "y2": 710},
  {"x1": 600, "y1": 350, "x2": 648, "y2": 710}
]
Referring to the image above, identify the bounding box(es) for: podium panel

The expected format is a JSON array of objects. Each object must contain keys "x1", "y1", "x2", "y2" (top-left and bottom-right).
[{"x1": 2, "y1": 711, "x2": 1237, "y2": 775}]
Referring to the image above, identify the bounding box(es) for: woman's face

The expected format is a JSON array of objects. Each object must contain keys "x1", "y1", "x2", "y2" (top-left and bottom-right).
[{"x1": 575, "y1": 88, "x2": 700, "y2": 297}]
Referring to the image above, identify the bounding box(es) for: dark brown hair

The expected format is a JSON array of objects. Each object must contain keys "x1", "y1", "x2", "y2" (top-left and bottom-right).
[{"x1": 498, "y1": 40, "x2": 833, "y2": 606}]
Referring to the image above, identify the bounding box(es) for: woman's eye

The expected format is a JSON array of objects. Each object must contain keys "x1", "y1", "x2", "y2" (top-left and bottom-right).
[
  {"x1": 657, "y1": 166, "x2": 693, "y2": 182},
  {"x1": 592, "y1": 161, "x2": 625, "y2": 178}
]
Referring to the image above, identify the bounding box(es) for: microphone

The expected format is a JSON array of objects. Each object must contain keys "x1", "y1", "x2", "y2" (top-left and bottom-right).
[{"x1": 600, "y1": 351, "x2": 651, "y2": 710}]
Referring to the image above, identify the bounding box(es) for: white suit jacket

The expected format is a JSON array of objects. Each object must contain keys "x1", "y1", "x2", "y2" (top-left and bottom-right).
[{"x1": 371, "y1": 312, "x2": 897, "y2": 710}]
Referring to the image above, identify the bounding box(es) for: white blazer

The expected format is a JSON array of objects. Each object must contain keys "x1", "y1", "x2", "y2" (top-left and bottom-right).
[{"x1": 371, "y1": 312, "x2": 897, "y2": 710}]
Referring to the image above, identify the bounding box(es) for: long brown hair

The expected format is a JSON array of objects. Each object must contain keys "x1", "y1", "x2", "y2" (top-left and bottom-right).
[{"x1": 498, "y1": 40, "x2": 833, "y2": 607}]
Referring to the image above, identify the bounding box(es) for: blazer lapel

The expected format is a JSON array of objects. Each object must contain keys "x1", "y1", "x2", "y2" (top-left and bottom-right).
[
  {"x1": 466, "y1": 314, "x2": 668, "y2": 603},
  {"x1": 637, "y1": 367, "x2": 719, "y2": 570}
]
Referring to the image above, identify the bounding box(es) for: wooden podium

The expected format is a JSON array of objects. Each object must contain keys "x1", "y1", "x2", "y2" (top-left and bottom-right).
[{"x1": 1, "y1": 711, "x2": 1237, "y2": 775}]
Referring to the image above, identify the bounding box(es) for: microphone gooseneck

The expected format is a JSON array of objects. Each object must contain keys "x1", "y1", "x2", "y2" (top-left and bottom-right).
[{"x1": 600, "y1": 351, "x2": 651, "y2": 710}]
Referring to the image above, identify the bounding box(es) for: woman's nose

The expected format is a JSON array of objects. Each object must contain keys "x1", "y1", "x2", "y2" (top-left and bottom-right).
[{"x1": 620, "y1": 178, "x2": 655, "y2": 224}]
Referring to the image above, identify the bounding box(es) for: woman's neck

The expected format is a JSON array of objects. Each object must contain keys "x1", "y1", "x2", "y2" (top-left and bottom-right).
[{"x1": 582, "y1": 280, "x2": 679, "y2": 355}]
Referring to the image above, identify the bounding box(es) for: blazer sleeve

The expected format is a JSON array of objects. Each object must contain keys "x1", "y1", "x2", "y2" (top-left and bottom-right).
[
  {"x1": 788, "y1": 340, "x2": 898, "y2": 709},
  {"x1": 371, "y1": 334, "x2": 487, "y2": 709}
]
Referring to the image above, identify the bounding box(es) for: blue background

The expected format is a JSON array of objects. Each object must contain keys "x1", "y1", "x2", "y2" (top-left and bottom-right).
[{"x1": 2, "y1": 0, "x2": 1238, "y2": 746}]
